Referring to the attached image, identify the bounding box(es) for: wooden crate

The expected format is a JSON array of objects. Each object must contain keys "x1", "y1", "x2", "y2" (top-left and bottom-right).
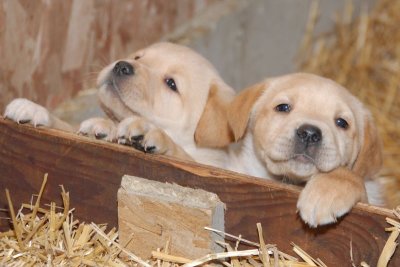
[{"x1": 0, "y1": 118, "x2": 398, "y2": 266}]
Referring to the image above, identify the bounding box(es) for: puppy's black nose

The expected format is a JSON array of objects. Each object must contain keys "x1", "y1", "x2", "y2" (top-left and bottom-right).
[
  {"x1": 296, "y1": 124, "x2": 322, "y2": 144},
  {"x1": 113, "y1": 61, "x2": 134, "y2": 76}
]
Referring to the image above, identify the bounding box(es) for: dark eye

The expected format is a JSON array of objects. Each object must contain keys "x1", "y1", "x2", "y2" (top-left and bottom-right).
[
  {"x1": 134, "y1": 56, "x2": 140, "y2": 60},
  {"x1": 275, "y1": 103, "x2": 291, "y2": 113},
  {"x1": 165, "y1": 78, "x2": 178, "y2": 91},
  {"x1": 335, "y1": 118, "x2": 349, "y2": 129}
]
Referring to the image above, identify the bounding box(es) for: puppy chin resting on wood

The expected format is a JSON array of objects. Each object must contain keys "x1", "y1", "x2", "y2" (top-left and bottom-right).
[
  {"x1": 201, "y1": 73, "x2": 383, "y2": 228},
  {"x1": 3, "y1": 42, "x2": 236, "y2": 169}
]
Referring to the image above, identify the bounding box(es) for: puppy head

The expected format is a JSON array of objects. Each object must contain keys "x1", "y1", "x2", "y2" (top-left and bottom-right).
[
  {"x1": 229, "y1": 73, "x2": 382, "y2": 183},
  {"x1": 97, "y1": 42, "x2": 234, "y2": 137}
]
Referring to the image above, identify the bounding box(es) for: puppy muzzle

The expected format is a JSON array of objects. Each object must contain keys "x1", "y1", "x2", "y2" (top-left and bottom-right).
[
  {"x1": 113, "y1": 61, "x2": 135, "y2": 77},
  {"x1": 294, "y1": 124, "x2": 322, "y2": 161},
  {"x1": 103, "y1": 61, "x2": 135, "y2": 94}
]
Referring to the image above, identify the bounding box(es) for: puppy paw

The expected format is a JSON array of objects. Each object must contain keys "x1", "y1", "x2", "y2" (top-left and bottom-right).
[
  {"x1": 78, "y1": 118, "x2": 117, "y2": 142},
  {"x1": 117, "y1": 117, "x2": 170, "y2": 154},
  {"x1": 3, "y1": 98, "x2": 50, "y2": 127},
  {"x1": 141, "y1": 128, "x2": 171, "y2": 154},
  {"x1": 297, "y1": 171, "x2": 365, "y2": 227},
  {"x1": 116, "y1": 116, "x2": 152, "y2": 147}
]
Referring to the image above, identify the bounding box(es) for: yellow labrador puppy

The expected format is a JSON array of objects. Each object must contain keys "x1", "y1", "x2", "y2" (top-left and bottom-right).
[
  {"x1": 224, "y1": 73, "x2": 383, "y2": 227},
  {"x1": 4, "y1": 42, "x2": 235, "y2": 166}
]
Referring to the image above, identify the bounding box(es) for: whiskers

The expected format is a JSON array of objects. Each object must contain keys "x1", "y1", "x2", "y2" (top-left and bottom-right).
[
  {"x1": 79, "y1": 71, "x2": 100, "y2": 86},
  {"x1": 75, "y1": 66, "x2": 105, "y2": 89},
  {"x1": 78, "y1": 56, "x2": 112, "y2": 86}
]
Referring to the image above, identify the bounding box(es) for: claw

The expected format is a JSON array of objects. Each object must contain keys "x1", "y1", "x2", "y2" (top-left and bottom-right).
[
  {"x1": 132, "y1": 142, "x2": 145, "y2": 151},
  {"x1": 95, "y1": 132, "x2": 108, "y2": 139},
  {"x1": 131, "y1": 135, "x2": 144, "y2": 142},
  {"x1": 18, "y1": 119, "x2": 31, "y2": 124},
  {"x1": 145, "y1": 146, "x2": 157, "y2": 153}
]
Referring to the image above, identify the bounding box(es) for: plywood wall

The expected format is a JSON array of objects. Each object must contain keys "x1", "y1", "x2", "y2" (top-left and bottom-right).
[{"x1": 0, "y1": 0, "x2": 217, "y2": 111}]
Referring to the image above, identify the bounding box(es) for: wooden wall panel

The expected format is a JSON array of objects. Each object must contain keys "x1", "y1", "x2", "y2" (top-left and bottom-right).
[{"x1": 0, "y1": 0, "x2": 218, "y2": 111}]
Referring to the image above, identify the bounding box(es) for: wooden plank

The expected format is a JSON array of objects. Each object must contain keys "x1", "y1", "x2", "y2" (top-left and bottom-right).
[
  {"x1": 118, "y1": 175, "x2": 225, "y2": 259},
  {"x1": 0, "y1": 118, "x2": 397, "y2": 266}
]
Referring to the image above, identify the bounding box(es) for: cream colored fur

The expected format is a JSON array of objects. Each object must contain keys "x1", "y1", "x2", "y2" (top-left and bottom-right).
[
  {"x1": 4, "y1": 42, "x2": 235, "y2": 167},
  {"x1": 223, "y1": 73, "x2": 383, "y2": 227}
]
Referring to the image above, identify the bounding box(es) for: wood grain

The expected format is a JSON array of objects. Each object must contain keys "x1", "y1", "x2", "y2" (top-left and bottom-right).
[
  {"x1": 0, "y1": 0, "x2": 219, "y2": 111},
  {"x1": 118, "y1": 175, "x2": 225, "y2": 259},
  {"x1": 0, "y1": 118, "x2": 398, "y2": 266}
]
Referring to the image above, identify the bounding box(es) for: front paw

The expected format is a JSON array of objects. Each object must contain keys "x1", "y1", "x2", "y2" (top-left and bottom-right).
[
  {"x1": 297, "y1": 171, "x2": 365, "y2": 227},
  {"x1": 78, "y1": 118, "x2": 117, "y2": 142},
  {"x1": 117, "y1": 117, "x2": 169, "y2": 154},
  {"x1": 4, "y1": 98, "x2": 50, "y2": 127}
]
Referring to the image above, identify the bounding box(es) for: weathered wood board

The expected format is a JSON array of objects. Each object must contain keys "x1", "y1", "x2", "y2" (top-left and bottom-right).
[
  {"x1": 0, "y1": 118, "x2": 397, "y2": 266},
  {"x1": 118, "y1": 175, "x2": 225, "y2": 259}
]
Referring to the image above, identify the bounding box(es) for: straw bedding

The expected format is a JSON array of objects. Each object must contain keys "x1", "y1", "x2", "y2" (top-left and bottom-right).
[
  {"x1": 297, "y1": 0, "x2": 400, "y2": 207},
  {"x1": 1, "y1": 174, "x2": 399, "y2": 266},
  {"x1": 0, "y1": 175, "x2": 327, "y2": 267}
]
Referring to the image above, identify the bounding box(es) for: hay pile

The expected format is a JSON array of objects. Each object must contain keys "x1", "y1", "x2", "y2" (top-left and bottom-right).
[
  {"x1": 379, "y1": 207, "x2": 400, "y2": 267},
  {"x1": 0, "y1": 175, "x2": 144, "y2": 266},
  {"x1": 297, "y1": 0, "x2": 400, "y2": 207},
  {"x1": 0, "y1": 174, "x2": 325, "y2": 267},
  {"x1": 1, "y1": 174, "x2": 399, "y2": 266}
]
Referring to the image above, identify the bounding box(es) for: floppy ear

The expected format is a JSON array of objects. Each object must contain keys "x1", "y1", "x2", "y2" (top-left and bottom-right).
[
  {"x1": 227, "y1": 83, "x2": 266, "y2": 141},
  {"x1": 352, "y1": 112, "x2": 383, "y2": 179},
  {"x1": 194, "y1": 83, "x2": 235, "y2": 148}
]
